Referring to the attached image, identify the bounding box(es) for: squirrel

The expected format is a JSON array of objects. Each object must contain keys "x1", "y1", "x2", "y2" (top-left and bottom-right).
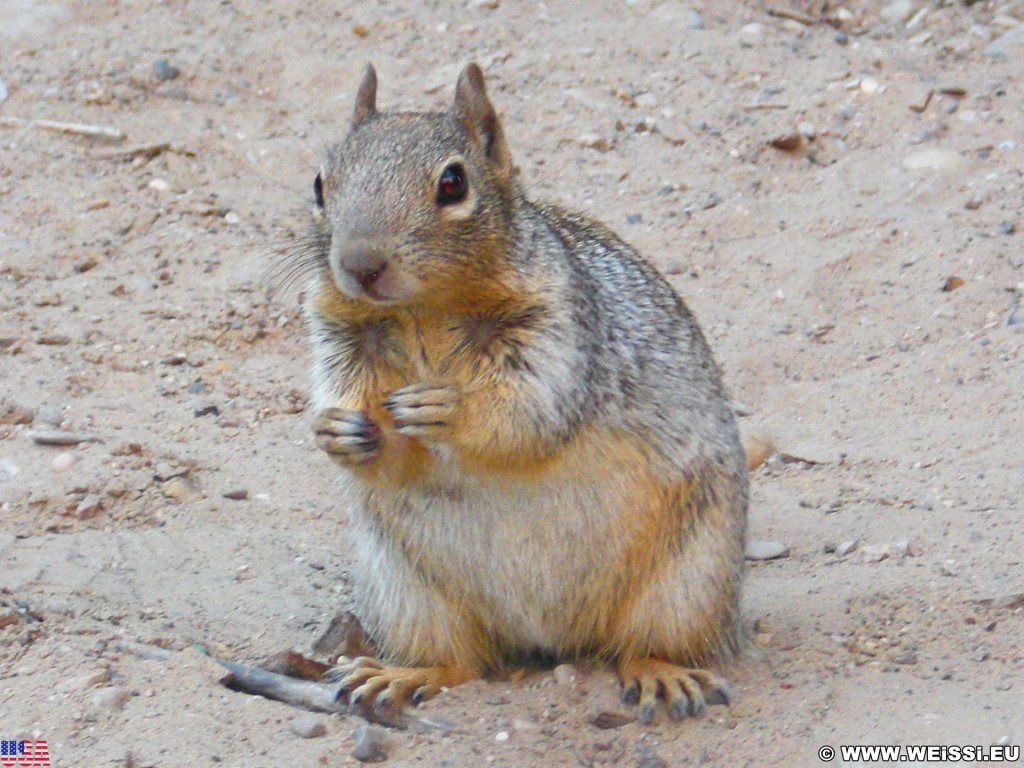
[{"x1": 301, "y1": 62, "x2": 748, "y2": 723}]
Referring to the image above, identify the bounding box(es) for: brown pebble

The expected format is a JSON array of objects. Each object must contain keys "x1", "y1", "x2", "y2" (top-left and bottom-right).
[
  {"x1": 942, "y1": 276, "x2": 965, "y2": 292},
  {"x1": 0, "y1": 404, "x2": 34, "y2": 425},
  {"x1": 769, "y1": 132, "x2": 803, "y2": 151},
  {"x1": 162, "y1": 476, "x2": 200, "y2": 502},
  {"x1": 743, "y1": 433, "x2": 776, "y2": 471},
  {"x1": 222, "y1": 489, "x2": 249, "y2": 500},
  {"x1": 76, "y1": 494, "x2": 104, "y2": 520},
  {"x1": 37, "y1": 334, "x2": 71, "y2": 346},
  {"x1": 590, "y1": 711, "x2": 636, "y2": 729}
]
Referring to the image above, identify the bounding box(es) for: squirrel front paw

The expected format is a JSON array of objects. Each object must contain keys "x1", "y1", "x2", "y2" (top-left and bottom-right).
[
  {"x1": 313, "y1": 408, "x2": 381, "y2": 466},
  {"x1": 384, "y1": 381, "x2": 460, "y2": 442}
]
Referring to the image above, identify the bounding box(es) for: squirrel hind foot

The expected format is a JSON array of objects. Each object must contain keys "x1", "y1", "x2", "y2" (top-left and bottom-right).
[
  {"x1": 617, "y1": 657, "x2": 731, "y2": 724},
  {"x1": 327, "y1": 657, "x2": 479, "y2": 713}
]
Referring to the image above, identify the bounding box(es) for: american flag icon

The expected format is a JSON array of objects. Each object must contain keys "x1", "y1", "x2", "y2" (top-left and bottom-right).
[{"x1": 0, "y1": 740, "x2": 50, "y2": 767}]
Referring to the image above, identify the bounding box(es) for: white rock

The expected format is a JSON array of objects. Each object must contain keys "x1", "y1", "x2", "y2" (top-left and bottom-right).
[
  {"x1": 984, "y1": 27, "x2": 1024, "y2": 58},
  {"x1": 52, "y1": 452, "x2": 77, "y2": 473},
  {"x1": 91, "y1": 686, "x2": 130, "y2": 712},
  {"x1": 880, "y1": 0, "x2": 916, "y2": 24},
  {"x1": 740, "y1": 23, "x2": 766, "y2": 47},
  {"x1": 745, "y1": 540, "x2": 790, "y2": 561},
  {"x1": 290, "y1": 716, "x2": 327, "y2": 738},
  {"x1": 577, "y1": 133, "x2": 610, "y2": 151},
  {"x1": 902, "y1": 148, "x2": 968, "y2": 172}
]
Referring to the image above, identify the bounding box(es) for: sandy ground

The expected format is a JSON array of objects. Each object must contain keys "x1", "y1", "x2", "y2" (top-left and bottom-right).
[{"x1": 1, "y1": 1, "x2": 1022, "y2": 766}]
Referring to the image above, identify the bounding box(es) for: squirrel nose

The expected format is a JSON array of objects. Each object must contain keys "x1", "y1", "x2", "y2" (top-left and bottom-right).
[{"x1": 346, "y1": 263, "x2": 387, "y2": 290}]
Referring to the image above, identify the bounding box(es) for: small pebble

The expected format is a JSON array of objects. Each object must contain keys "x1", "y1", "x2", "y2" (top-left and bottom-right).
[
  {"x1": 999, "y1": 221, "x2": 1016, "y2": 236},
  {"x1": 193, "y1": 402, "x2": 220, "y2": 417},
  {"x1": 76, "y1": 494, "x2": 103, "y2": 520},
  {"x1": 290, "y1": 715, "x2": 327, "y2": 739},
  {"x1": 52, "y1": 452, "x2": 77, "y2": 473},
  {"x1": 745, "y1": 541, "x2": 790, "y2": 561},
  {"x1": 797, "y1": 121, "x2": 816, "y2": 139},
  {"x1": 688, "y1": 10, "x2": 704, "y2": 30},
  {"x1": 626, "y1": 213, "x2": 643, "y2": 225},
  {"x1": 66, "y1": 668, "x2": 112, "y2": 692},
  {"x1": 553, "y1": 663, "x2": 578, "y2": 685},
  {"x1": 153, "y1": 58, "x2": 181, "y2": 81},
  {"x1": 860, "y1": 78, "x2": 880, "y2": 95},
  {"x1": 91, "y1": 686, "x2": 130, "y2": 712},
  {"x1": 0, "y1": 458, "x2": 21, "y2": 481},
  {"x1": 833, "y1": 30, "x2": 848, "y2": 45},
  {"x1": 36, "y1": 405, "x2": 64, "y2": 427},
  {"x1": 351, "y1": 725, "x2": 388, "y2": 763},
  {"x1": 637, "y1": 757, "x2": 668, "y2": 768},
  {"x1": 470, "y1": 0, "x2": 499, "y2": 8},
  {"x1": 590, "y1": 711, "x2": 635, "y2": 729},
  {"x1": 1008, "y1": 307, "x2": 1023, "y2": 326},
  {"x1": 880, "y1": 0, "x2": 916, "y2": 24},
  {"x1": 222, "y1": 489, "x2": 249, "y2": 500},
  {"x1": 902, "y1": 148, "x2": 967, "y2": 172},
  {"x1": 578, "y1": 133, "x2": 610, "y2": 151},
  {"x1": 495, "y1": 731, "x2": 510, "y2": 742},
  {"x1": 739, "y1": 22, "x2": 766, "y2": 47},
  {"x1": 162, "y1": 476, "x2": 200, "y2": 503},
  {"x1": 835, "y1": 540, "x2": 858, "y2": 557}
]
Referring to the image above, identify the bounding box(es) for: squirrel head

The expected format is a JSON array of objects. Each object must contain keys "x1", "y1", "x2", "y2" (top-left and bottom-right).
[{"x1": 313, "y1": 63, "x2": 516, "y2": 308}]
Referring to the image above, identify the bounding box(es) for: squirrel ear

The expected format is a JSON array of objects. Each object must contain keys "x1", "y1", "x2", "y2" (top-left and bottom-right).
[
  {"x1": 453, "y1": 63, "x2": 511, "y2": 177},
  {"x1": 353, "y1": 64, "x2": 378, "y2": 128}
]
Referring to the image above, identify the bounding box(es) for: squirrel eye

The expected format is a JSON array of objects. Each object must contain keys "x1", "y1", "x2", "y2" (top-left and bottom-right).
[
  {"x1": 437, "y1": 163, "x2": 467, "y2": 205},
  {"x1": 314, "y1": 172, "x2": 325, "y2": 209}
]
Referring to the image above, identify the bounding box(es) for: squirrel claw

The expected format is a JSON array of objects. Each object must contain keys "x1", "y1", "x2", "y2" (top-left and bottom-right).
[
  {"x1": 313, "y1": 408, "x2": 380, "y2": 466},
  {"x1": 326, "y1": 659, "x2": 471, "y2": 713},
  {"x1": 617, "y1": 658, "x2": 730, "y2": 723},
  {"x1": 385, "y1": 381, "x2": 460, "y2": 441}
]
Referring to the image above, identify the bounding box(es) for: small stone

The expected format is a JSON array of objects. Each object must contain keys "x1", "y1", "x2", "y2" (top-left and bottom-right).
[
  {"x1": 860, "y1": 78, "x2": 880, "y2": 95},
  {"x1": 153, "y1": 59, "x2": 181, "y2": 81},
  {"x1": 162, "y1": 476, "x2": 200, "y2": 503},
  {"x1": 351, "y1": 725, "x2": 388, "y2": 763},
  {"x1": 578, "y1": 133, "x2": 610, "y2": 151},
  {"x1": 965, "y1": 194, "x2": 984, "y2": 211},
  {"x1": 999, "y1": 221, "x2": 1016, "y2": 236},
  {"x1": 76, "y1": 494, "x2": 104, "y2": 520},
  {"x1": 193, "y1": 402, "x2": 220, "y2": 417},
  {"x1": 626, "y1": 213, "x2": 643, "y2": 225},
  {"x1": 635, "y1": 92, "x2": 658, "y2": 109},
  {"x1": 745, "y1": 541, "x2": 790, "y2": 561},
  {"x1": 290, "y1": 715, "x2": 327, "y2": 739},
  {"x1": 0, "y1": 458, "x2": 21, "y2": 481},
  {"x1": 902, "y1": 148, "x2": 967, "y2": 172},
  {"x1": 91, "y1": 686, "x2": 130, "y2": 712},
  {"x1": 797, "y1": 121, "x2": 816, "y2": 139},
  {"x1": 37, "y1": 334, "x2": 70, "y2": 346},
  {"x1": 739, "y1": 22, "x2": 765, "y2": 47},
  {"x1": 51, "y1": 452, "x2": 77, "y2": 473},
  {"x1": 66, "y1": 668, "x2": 112, "y2": 692},
  {"x1": 769, "y1": 132, "x2": 803, "y2": 152},
  {"x1": 0, "y1": 78, "x2": 7, "y2": 103},
  {"x1": 743, "y1": 433, "x2": 776, "y2": 471},
  {"x1": 36, "y1": 405, "x2": 63, "y2": 427},
  {"x1": 942, "y1": 276, "x2": 966, "y2": 292},
  {"x1": 495, "y1": 731, "x2": 510, "y2": 742},
  {"x1": 688, "y1": 10, "x2": 704, "y2": 30},
  {"x1": 1008, "y1": 307, "x2": 1023, "y2": 326},
  {"x1": 470, "y1": 0, "x2": 499, "y2": 8},
  {"x1": 984, "y1": 27, "x2": 1024, "y2": 59},
  {"x1": 553, "y1": 663, "x2": 578, "y2": 685},
  {"x1": 223, "y1": 211, "x2": 241, "y2": 225},
  {"x1": 148, "y1": 179, "x2": 170, "y2": 192},
  {"x1": 590, "y1": 711, "x2": 635, "y2": 729},
  {"x1": 637, "y1": 757, "x2": 668, "y2": 768},
  {"x1": 833, "y1": 30, "x2": 849, "y2": 45},
  {"x1": 222, "y1": 488, "x2": 248, "y2": 500},
  {"x1": 0, "y1": 404, "x2": 33, "y2": 425},
  {"x1": 835, "y1": 540, "x2": 858, "y2": 558},
  {"x1": 880, "y1": 0, "x2": 916, "y2": 24}
]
